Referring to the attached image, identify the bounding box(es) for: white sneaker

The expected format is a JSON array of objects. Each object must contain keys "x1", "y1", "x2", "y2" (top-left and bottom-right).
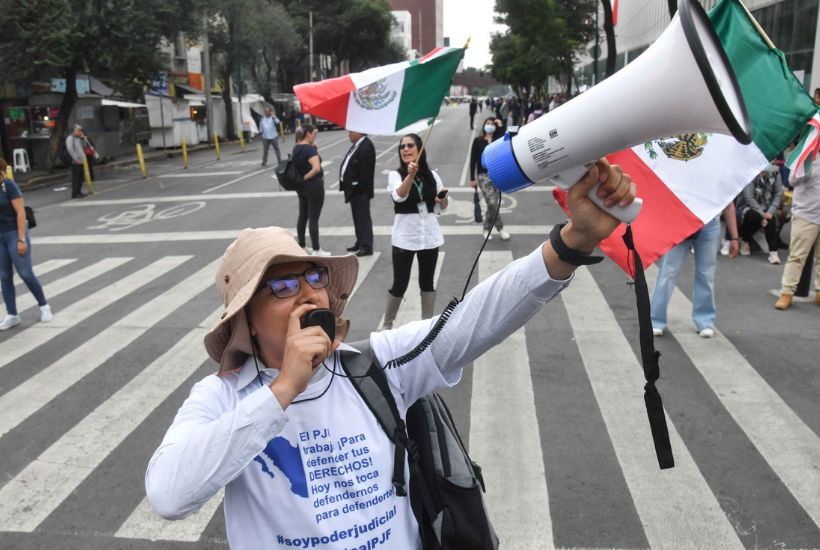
[
  {"x1": 768, "y1": 251, "x2": 780, "y2": 264},
  {"x1": 483, "y1": 231, "x2": 493, "y2": 241},
  {"x1": 652, "y1": 327, "x2": 664, "y2": 337},
  {"x1": 40, "y1": 304, "x2": 53, "y2": 323},
  {"x1": 739, "y1": 241, "x2": 750, "y2": 256},
  {"x1": 0, "y1": 314, "x2": 21, "y2": 331},
  {"x1": 719, "y1": 240, "x2": 730, "y2": 256},
  {"x1": 498, "y1": 228, "x2": 511, "y2": 241},
  {"x1": 311, "y1": 249, "x2": 332, "y2": 257},
  {"x1": 698, "y1": 327, "x2": 715, "y2": 338}
]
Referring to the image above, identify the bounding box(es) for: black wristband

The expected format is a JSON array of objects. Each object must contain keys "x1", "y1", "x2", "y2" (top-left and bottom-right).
[{"x1": 550, "y1": 222, "x2": 604, "y2": 266}]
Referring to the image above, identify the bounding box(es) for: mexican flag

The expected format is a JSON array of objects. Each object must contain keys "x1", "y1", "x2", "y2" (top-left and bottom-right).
[
  {"x1": 293, "y1": 47, "x2": 464, "y2": 135},
  {"x1": 556, "y1": 0, "x2": 818, "y2": 273}
]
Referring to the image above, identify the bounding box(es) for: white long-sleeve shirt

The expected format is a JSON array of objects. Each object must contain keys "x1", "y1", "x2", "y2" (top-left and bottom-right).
[{"x1": 145, "y1": 245, "x2": 572, "y2": 549}]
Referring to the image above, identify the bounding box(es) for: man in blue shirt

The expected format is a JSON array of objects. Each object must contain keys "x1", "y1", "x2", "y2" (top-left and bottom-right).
[{"x1": 260, "y1": 108, "x2": 282, "y2": 167}]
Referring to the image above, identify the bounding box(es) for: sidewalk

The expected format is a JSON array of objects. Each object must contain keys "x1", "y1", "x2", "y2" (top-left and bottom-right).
[{"x1": 12, "y1": 138, "x2": 264, "y2": 191}]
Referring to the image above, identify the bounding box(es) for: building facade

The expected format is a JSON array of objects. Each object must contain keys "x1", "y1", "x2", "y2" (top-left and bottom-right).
[
  {"x1": 390, "y1": 10, "x2": 415, "y2": 59},
  {"x1": 577, "y1": 0, "x2": 819, "y2": 93},
  {"x1": 386, "y1": 0, "x2": 443, "y2": 55}
]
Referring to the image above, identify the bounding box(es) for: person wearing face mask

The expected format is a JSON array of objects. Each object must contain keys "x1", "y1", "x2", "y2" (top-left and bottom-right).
[
  {"x1": 470, "y1": 117, "x2": 510, "y2": 241},
  {"x1": 381, "y1": 133, "x2": 449, "y2": 329}
]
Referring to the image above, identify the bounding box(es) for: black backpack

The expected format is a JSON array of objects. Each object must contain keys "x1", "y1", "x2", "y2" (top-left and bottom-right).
[
  {"x1": 340, "y1": 341, "x2": 499, "y2": 550},
  {"x1": 274, "y1": 155, "x2": 301, "y2": 191}
]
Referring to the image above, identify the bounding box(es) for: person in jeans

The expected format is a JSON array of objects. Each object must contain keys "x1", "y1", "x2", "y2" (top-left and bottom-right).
[
  {"x1": 260, "y1": 108, "x2": 282, "y2": 167},
  {"x1": 0, "y1": 158, "x2": 52, "y2": 330},
  {"x1": 292, "y1": 124, "x2": 329, "y2": 256},
  {"x1": 65, "y1": 124, "x2": 87, "y2": 199},
  {"x1": 651, "y1": 203, "x2": 739, "y2": 339}
]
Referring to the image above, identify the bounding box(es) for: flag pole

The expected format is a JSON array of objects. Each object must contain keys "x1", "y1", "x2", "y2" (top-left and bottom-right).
[
  {"x1": 738, "y1": 0, "x2": 775, "y2": 49},
  {"x1": 417, "y1": 118, "x2": 437, "y2": 161}
]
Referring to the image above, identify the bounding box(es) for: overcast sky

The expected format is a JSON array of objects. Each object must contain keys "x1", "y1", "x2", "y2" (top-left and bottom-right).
[{"x1": 443, "y1": 0, "x2": 507, "y2": 69}]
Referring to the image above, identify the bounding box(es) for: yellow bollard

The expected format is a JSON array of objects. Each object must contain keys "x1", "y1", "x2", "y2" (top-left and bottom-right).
[
  {"x1": 82, "y1": 154, "x2": 94, "y2": 194},
  {"x1": 5, "y1": 165, "x2": 13, "y2": 181},
  {"x1": 239, "y1": 130, "x2": 245, "y2": 153},
  {"x1": 279, "y1": 122, "x2": 284, "y2": 137},
  {"x1": 182, "y1": 138, "x2": 188, "y2": 169},
  {"x1": 213, "y1": 132, "x2": 220, "y2": 160},
  {"x1": 136, "y1": 143, "x2": 147, "y2": 178}
]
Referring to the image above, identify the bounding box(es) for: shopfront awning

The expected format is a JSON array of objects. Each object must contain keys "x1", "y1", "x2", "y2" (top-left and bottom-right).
[
  {"x1": 174, "y1": 83, "x2": 203, "y2": 96},
  {"x1": 101, "y1": 99, "x2": 147, "y2": 109}
]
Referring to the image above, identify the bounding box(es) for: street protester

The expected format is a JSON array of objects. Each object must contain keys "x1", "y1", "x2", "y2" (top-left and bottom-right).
[
  {"x1": 470, "y1": 117, "x2": 511, "y2": 242},
  {"x1": 339, "y1": 130, "x2": 375, "y2": 257},
  {"x1": 260, "y1": 107, "x2": 283, "y2": 167},
  {"x1": 65, "y1": 124, "x2": 87, "y2": 199},
  {"x1": 0, "y1": 158, "x2": 53, "y2": 331},
  {"x1": 381, "y1": 134, "x2": 448, "y2": 329},
  {"x1": 145, "y1": 157, "x2": 637, "y2": 549},
  {"x1": 292, "y1": 124, "x2": 330, "y2": 256}
]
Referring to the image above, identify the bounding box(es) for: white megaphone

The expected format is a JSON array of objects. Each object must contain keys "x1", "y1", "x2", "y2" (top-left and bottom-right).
[{"x1": 481, "y1": 0, "x2": 752, "y2": 223}]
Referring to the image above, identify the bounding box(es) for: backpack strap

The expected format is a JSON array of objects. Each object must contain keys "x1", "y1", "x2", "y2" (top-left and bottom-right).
[{"x1": 339, "y1": 340, "x2": 413, "y2": 496}]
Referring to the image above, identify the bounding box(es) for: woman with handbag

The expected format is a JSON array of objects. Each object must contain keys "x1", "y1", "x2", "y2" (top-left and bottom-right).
[
  {"x1": 0, "y1": 158, "x2": 52, "y2": 330},
  {"x1": 469, "y1": 117, "x2": 510, "y2": 241},
  {"x1": 292, "y1": 124, "x2": 330, "y2": 256}
]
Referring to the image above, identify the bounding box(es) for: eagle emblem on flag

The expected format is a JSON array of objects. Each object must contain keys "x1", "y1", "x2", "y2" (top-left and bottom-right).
[
  {"x1": 353, "y1": 78, "x2": 397, "y2": 110},
  {"x1": 645, "y1": 133, "x2": 709, "y2": 161}
]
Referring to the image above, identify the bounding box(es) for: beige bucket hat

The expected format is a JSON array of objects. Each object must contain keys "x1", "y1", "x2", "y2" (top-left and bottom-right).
[{"x1": 204, "y1": 227, "x2": 358, "y2": 372}]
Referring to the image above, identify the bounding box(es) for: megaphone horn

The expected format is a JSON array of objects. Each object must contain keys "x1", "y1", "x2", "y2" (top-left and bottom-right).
[{"x1": 481, "y1": 0, "x2": 752, "y2": 223}]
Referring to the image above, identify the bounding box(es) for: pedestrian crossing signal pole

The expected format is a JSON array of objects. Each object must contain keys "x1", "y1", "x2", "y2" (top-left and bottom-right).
[
  {"x1": 213, "y1": 132, "x2": 221, "y2": 160},
  {"x1": 182, "y1": 138, "x2": 189, "y2": 169},
  {"x1": 81, "y1": 154, "x2": 94, "y2": 193},
  {"x1": 136, "y1": 144, "x2": 147, "y2": 178}
]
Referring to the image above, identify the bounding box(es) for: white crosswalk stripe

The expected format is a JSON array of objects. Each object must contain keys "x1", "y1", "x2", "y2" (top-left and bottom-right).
[
  {"x1": 0, "y1": 249, "x2": 817, "y2": 547},
  {"x1": 471, "y1": 251, "x2": 554, "y2": 548},
  {"x1": 653, "y1": 267, "x2": 820, "y2": 528},
  {"x1": 0, "y1": 255, "x2": 191, "y2": 371},
  {"x1": 0, "y1": 258, "x2": 219, "y2": 440},
  {"x1": 564, "y1": 267, "x2": 742, "y2": 548},
  {"x1": 15, "y1": 257, "x2": 132, "y2": 313}
]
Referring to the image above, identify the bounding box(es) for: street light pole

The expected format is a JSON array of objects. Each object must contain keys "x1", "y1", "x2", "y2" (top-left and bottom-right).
[
  {"x1": 203, "y1": 26, "x2": 214, "y2": 138},
  {"x1": 309, "y1": 11, "x2": 314, "y2": 82}
]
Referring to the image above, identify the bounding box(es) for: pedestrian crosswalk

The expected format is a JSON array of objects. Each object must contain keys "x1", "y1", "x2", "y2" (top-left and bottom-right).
[{"x1": 0, "y1": 246, "x2": 817, "y2": 548}]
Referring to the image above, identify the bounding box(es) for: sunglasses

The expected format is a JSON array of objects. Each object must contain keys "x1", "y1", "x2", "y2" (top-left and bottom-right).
[
  {"x1": 263, "y1": 266, "x2": 329, "y2": 298},
  {"x1": 399, "y1": 143, "x2": 417, "y2": 150}
]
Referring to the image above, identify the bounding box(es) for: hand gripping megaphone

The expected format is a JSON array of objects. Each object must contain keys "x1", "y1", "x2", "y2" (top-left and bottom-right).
[{"x1": 481, "y1": 0, "x2": 753, "y2": 223}]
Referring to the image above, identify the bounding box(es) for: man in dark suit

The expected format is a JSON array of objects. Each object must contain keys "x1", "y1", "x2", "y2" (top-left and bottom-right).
[{"x1": 339, "y1": 131, "x2": 375, "y2": 256}]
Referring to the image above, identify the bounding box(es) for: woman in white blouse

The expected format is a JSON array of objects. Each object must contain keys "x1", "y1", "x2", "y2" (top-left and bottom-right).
[{"x1": 382, "y1": 133, "x2": 448, "y2": 329}]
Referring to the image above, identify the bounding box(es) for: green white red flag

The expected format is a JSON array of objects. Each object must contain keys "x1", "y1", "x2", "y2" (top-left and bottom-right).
[
  {"x1": 557, "y1": 0, "x2": 818, "y2": 274},
  {"x1": 293, "y1": 47, "x2": 464, "y2": 135},
  {"x1": 786, "y1": 113, "x2": 820, "y2": 179}
]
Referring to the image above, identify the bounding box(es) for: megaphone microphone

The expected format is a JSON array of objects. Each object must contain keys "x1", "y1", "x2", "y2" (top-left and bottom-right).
[{"x1": 481, "y1": 0, "x2": 752, "y2": 223}]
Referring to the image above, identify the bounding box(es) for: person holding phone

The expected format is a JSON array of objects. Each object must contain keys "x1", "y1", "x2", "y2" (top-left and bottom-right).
[
  {"x1": 470, "y1": 117, "x2": 510, "y2": 241},
  {"x1": 382, "y1": 133, "x2": 449, "y2": 329},
  {"x1": 145, "y1": 158, "x2": 637, "y2": 549}
]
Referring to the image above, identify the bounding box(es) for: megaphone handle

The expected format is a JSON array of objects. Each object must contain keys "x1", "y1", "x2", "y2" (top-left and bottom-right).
[{"x1": 586, "y1": 182, "x2": 643, "y2": 223}]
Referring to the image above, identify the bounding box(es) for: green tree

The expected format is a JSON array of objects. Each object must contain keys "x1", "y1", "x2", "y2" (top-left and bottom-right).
[{"x1": 0, "y1": 0, "x2": 202, "y2": 170}]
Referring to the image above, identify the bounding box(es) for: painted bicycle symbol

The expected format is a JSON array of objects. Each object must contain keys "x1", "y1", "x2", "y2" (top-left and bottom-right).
[{"x1": 89, "y1": 202, "x2": 206, "y2": 231}]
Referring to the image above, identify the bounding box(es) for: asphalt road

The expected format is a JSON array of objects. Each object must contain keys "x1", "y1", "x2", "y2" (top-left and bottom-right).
[{"x1": 1, "y1": 103, "x2": 818, "y2": 549}]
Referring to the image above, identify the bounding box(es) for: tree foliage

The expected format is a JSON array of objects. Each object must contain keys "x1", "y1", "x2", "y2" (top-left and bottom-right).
[
  {"x1": 0, "y1": 0, "x2": 203, "y2": 169},
  {"x1": 490, "y1": 0, "x2": 596, "y2": 98}
]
